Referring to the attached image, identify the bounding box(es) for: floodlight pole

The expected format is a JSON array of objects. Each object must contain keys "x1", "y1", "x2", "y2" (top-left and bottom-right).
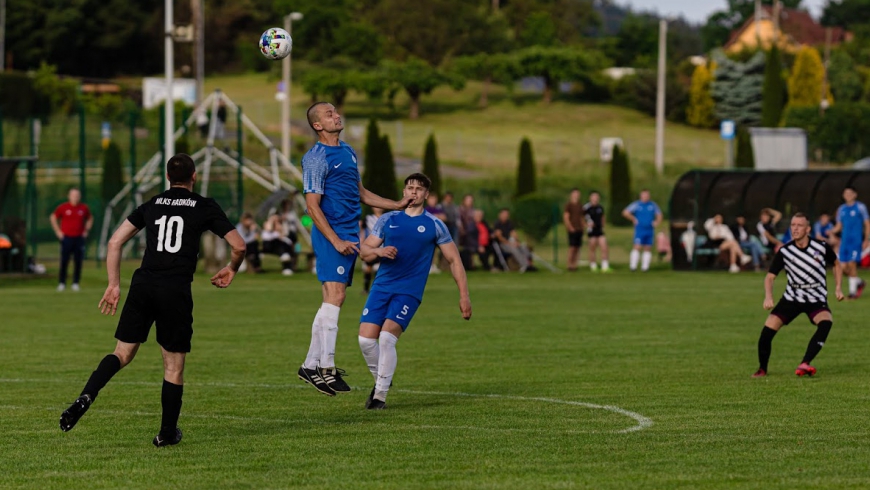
[
  {"x1": 282, "y1": 12, "x2": 303, "y2": 161},
  {"x1": 164, "y1": 0, "x2": 175, "y2": 188},
  {"x1": 654, "y1": 19, "x2": 668, "y2": 176}
]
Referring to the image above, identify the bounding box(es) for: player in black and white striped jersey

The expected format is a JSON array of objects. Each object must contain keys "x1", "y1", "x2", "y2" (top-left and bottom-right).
[{"x1": 753, "y1": 213, "x2": 845, "y2": 379}]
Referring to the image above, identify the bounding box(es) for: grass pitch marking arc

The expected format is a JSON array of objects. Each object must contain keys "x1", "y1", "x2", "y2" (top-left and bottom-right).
[{"x1": 0, "y1": 378, "x2": 653, "y2": 434}]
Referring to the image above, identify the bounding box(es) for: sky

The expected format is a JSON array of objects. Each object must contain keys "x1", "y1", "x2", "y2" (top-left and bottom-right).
[{"x1": 620, "y1": 0, "x2": 827, "y2": 24}]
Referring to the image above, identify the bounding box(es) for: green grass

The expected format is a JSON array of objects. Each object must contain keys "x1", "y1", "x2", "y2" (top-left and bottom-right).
[{"x1": 3, "y1": 261, "x2": 870, "y2": 489}]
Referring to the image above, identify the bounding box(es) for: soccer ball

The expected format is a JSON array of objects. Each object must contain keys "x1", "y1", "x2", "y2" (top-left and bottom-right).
[{"x1": 259, "y1": 28, "x2": 293, "y2": 60}]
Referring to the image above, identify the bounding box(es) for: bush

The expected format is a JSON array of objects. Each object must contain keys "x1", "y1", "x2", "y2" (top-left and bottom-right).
[
  {"x1": 516, "y1": 138, "x2": 536, "y2": 199},
  {"x1": 735, "y1": 127, "x2": 755, "y2": 168},
  {"x1": 782, "y1": 102, "x2": 870, "y2": 163},
  {"x1": 513, "y1": 193, "x2": 557, "y2": 243},
  {"x1": 609, "y1": 145, "x2": 633, "y2": 226}
]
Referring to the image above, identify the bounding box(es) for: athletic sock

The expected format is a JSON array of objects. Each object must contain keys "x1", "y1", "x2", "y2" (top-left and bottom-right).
[
  {"x1": 319, "y1": 303, "x2": 341, "y2": 368},
  {"x1": 358, "y1": 335, "x2": 380, "y2": 383},
  {"x1": 849, "y1": 276, "x2": 860, "y2": 295},
  {"x1": 364, "y1": 272, "x2": 372, "y2": 292},
  {"x1": 601, "y1": 260, "x2": 609, "y2": 270},
  {"x1": 302, "y1": 308, "x2": 322, "y2": 370},
  {"x1": 802, "y1": 320, "x2": 832, "y2": 364},
  {"x1": 81, "y1": 354, "x2": 122, "y2": 400},
  {"x1": 590, "y1": 262, "x2": 598, "y2": 271},
  {"x1": 641, "y1": 251, "x2": 652, "y2": 271},
  {"x1": 160, "y1": 379, "x2": 183, "y2": 434},
  {"x1": 758, "y1": 326, "x2": 778, "y2": 371},
  {"x1": 629, "y1": 250, "x2": 640, "y2": 271},
  {"x1": 375, "y1": 331, "x2": 398, "y2": 401}
]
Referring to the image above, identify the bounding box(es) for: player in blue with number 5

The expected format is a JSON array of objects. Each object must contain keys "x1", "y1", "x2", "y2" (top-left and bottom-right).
[
  {"x1": 297, "y1": 102, "x2": 412, "y2": 397},
  {"x1": 831, "y1": 187, "x2": 870, "y2": 299},
  {"x1": 622, "y1": 189, "x2": 663, "y2": 272},
  {"x1": 357, "y1": 173, "x2": 472, "y2": 409}
]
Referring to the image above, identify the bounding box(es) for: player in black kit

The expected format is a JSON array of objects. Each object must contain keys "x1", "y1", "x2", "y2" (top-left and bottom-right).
[
  {"x1": 59, "y1": 154, "x2": 246, "y2": 447},
  {"x1": 584, "y1": 191, "x2": 610, "y2": 272}
]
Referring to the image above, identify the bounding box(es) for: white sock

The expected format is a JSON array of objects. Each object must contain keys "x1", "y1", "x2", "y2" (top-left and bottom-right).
[
  {"x1": 358, "y1": 336, "x2": 380, "y2": 383},
  {"x1": 602, "y1": 260, "x2": 610, "y2": 270},
  {"x1": 319, "y1": 303, "x2": 340, "y2": 369},
  {"x1": 849, "y1": 276, "x2": 860, "y2": 295},
  {"x1": 629, "y1": 250, "x2": 640, "y2": 271},
  {"x1": 641, "y1": 251, "x2": 652, "y2": 271},
  {"x1": 590, "y1": 262, "x2": 598, "y2": 271},
  {"x1": 302, "y1": 308, "x2": 322, "y2": 370},
  {"x1": 375, "y1": 331, "x2": 398, "y2": 401}
]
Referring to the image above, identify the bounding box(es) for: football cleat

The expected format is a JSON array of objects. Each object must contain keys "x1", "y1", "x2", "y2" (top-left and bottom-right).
[
  {"x1": 795, "y1": 363, "x2": 817, "y2": 377},
  {"x1": 367, "y1": 398, "x2": 386, "y2": 410},
  {"x1": 751, "y1": 369, "x2": 767, "y2": 378},
  {"x1": 364, "y1": 386, "x2": 376, "y2": 409},
  {"x1": 59, "y1": 394, "x2": 92, "y2": 432},
  {"x1": 319, "y1": 367, "x2": 351, "y2": 393},
  {"x1": 857, "y1": 280, "x2": 866, "y2": 299},
  {"x1": 153, "y1": 427, "x2": 183, "y2": 447},
  {"x1": 297, "y1": 366, "x2": 336, "y2": 396}
]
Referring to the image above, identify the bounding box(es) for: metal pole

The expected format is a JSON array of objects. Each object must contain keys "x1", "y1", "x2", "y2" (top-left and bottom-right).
[
  {"x1": 192, "y1": 0, "x2": 204, "y2": 103},
  {"x1": 237, "y1": 106, "x2": 243, "y2": 218},
  {"x1": 26, "y1": 159, "x2": 36, "y2": 270},
  {"x1": 654, "y1": 19, "x2": 667, "y2": 176},
  {"x1": 79, "y1": 105, "x2": 87, "y2": 201},
  {"x1": 164, "y1": 0, "x2": 175, "y2": 189},
  {"x1": 281, "y1": 16, "x2": 291, "y2": 159},
  {"x1": 159, "y1": 105, "x2": 166, "y2": 190}
]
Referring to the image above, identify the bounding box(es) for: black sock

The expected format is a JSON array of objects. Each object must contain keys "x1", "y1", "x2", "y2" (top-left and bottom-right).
[
  {"x1": 81, "y1": 354, "x2": 122, "y2": 400},
  {"x1": 758, "y1": 326, "x2": 778, "y2": 371},
  {"x1": 364, "y1": 271, "x2": 372, "y2": 291},
  {"x1": 161, "y1": 380, "x2": 184, "y2": 434},
  {"x1": 802, "y1": 320, "x2": 832, "y2": 364}
]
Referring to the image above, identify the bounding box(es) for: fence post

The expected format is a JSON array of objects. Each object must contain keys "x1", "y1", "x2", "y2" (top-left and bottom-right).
[
  {"x1": 552, "y1": 204, "x2": 558, "y2": 265},
  {"x1": 236, "y1": 105, "x2": 243, "y2": 219},
  {"x1": 78, "y1": 104, "x2": 87, "y2": 202},
  {"x1": 26, "y1": 158, "x2": 37, "y2": 271}
]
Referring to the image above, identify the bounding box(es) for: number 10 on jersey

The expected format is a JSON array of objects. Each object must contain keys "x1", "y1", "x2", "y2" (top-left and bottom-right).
[{"x1": 155, "y1": 215, "x2": 184, "y2": 253}]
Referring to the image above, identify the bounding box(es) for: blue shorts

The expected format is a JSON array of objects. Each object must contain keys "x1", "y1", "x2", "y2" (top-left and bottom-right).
[
  {"x1": 840, "y1": 239, "x2": 862, "y2": 263},
  {"x1": 360, "y1": 290, "x2": 421, "y2": 331},
  {"x1": 312, "y1": 226, "x2": 358, "y2": 285},
  {"x1": 633, "y1": 228, "x2": 654, "y2": 247}
]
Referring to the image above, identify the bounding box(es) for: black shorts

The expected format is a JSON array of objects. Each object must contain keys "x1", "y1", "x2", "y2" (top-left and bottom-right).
[
  {"x1": 587, "y1": 228, "x2": 604, "y2": 238},
  {"x1": 568, "y1": 231, "x2": 583, "y2": 248},
  {"x1": 770, "y1": 298, "x2": 830, "y2": 326},
  {"x1": 115, "y1": 283, "x2": 194, "y2": 352}
]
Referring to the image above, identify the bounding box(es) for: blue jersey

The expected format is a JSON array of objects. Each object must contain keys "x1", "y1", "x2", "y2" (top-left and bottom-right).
[
  {"x1": 813, "y1": 221, "x2": 833, "y2": 239},
  {"x1": 836, "y1": 201, "x2": 869, "y2": 242},
  {"x1": 625, "y1": 200, "x2": 661, "y2": 230},
  {"x1": 302, "y1": 141, "x2": 362, "y2": 235},
  {"x1": 370, "y1": 211, "x2": 452, "y2": 301}
]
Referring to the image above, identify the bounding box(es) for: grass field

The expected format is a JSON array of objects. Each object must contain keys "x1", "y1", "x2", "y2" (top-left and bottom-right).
[{"x1": 3, "y1": 262, "x2": 870, "y2": 489}]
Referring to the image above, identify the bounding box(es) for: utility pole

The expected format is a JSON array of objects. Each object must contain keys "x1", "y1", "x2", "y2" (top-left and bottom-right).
[
  {"x1": 281, "y1": 12, "x2": 302, "y2": 160},
  {"x1": 191, "y1": 0, "x2": 204, "y2": 103},
  {"x1": 654, "y1": 19, "x2": 667, "y2": 175},
  {"x1": 164, "y1": 0, "x2": 175, "y2": 186}
]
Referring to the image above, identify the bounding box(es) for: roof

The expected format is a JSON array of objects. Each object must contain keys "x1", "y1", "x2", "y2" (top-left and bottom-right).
[{"x1": 724, "y1": 7, "x2": 849, "y2": 50}]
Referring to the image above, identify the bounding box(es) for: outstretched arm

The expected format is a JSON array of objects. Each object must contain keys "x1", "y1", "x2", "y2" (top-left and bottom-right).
[
  {"x1": 359, "y1": 182, "x2": 413, "y2": 211},
  {"x1": 439, "y1": 241, "x2": 472, "y2": 320},
  {"x1": 99, "y1": 220, "x2": 140, "y2": 315}
]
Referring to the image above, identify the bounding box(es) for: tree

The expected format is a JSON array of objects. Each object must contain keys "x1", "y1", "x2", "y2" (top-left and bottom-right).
[
  {"x1": 761, "y1": 45, "x2": 786, "y2": 126},
  {"x1": 514, "y1": 46, "x2": 609, "y2": 104},
  {"x1": 787, "y1": 46, "x2": 831, "y2": 108},
  {"x1": 501, "y1": 0, "x2": 599, "y2": 47},
  {"x1": 101, "y1": 141, "x2": 124, "y2": 203},
  {"x1": 422, "y1": 134, "x2": 442, "y2": 197},
  {"x1": 734, "y1": 127, "x2": 755, "y2": 168},
  {"x1": 362, "y1": 119, "x2": 398, "y2": 202},
  {"x1": 701, "y1": 0, "x2": 803, "y2": 51},
  {"x1": 687, "y1": 62, "x2": 717, "y2": 128},
  {"x1": 299, "y1": 58, "x2": 367, "y2": 114},
  {"x1": 822, "y1": 0, "x2": 870, "y2": 29},
  {"x1": 711, "y1": 50, "x2": 766, "y2": 126},
  {"x1": 451, "y1": 53, "x2": 518, "y2": 108},
  {"x1": 609, "y1": 145, "x2": 632, "y2": 226},
  {"x1": 828, "y1": 50, "x2": 863, "y2": 103},
  {"x1": 516, "y1": 138, "x2": 536, "y2": 199},
  {"x1": 382, "y1": 58, "x2": 465, "y2": 119},
  {"x1": 519, "y1": 11, "x2": 558, "y2": 47}
]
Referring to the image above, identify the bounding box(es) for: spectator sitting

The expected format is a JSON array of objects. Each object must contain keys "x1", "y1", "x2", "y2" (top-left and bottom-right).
[
  {"x1": 731, "y1": 215, "x2": 764, "y2": 271},
  {"x1": 704, "y1": 214, "x2": 753, "y2": 273},
  {"x1": 492, "y1": 208, "x2": 534, "y2": 272},
  {"x1": 236, "y1": 212, "x2": 263, "y2": 273},
  {"x1": 261, "y1": 213, "x2": 295, "y2": 276},
  {"x1": 757, "y1": 208, "x2": 783, "y2": 252},
  {"x1": 473, "y1": 209, "x2": 495, "y2": 272},
  {"x1": 814, "y1": 213, "x2": 839, "y2": 250},
  {"x1": 279, "y1": 197, "x2": 301, "y2": 266}
]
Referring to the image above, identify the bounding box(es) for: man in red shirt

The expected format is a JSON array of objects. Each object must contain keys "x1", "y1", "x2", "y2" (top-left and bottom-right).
[{"x1": 50, "y1": 188, "x2": 93, "y2": 291}]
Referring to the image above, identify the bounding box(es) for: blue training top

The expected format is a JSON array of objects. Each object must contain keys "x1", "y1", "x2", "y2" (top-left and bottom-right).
[
  {"x1": 370, "y1": 211, "x2": 453, "y2": 301},
  {"x1": 624, "y1": 200, "x2": 661, "y2": 231},
  {"x1": 836, "y1": 201, "x2": 869, "y2": 242},
  {"x1": 302, "y1": 141, "x2": 362, "y2": 235}
]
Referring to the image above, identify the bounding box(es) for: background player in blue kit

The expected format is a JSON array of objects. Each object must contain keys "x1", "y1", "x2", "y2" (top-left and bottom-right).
[
  {"x1": 357, "y1": 173, "x2": 472, "y2": 410},
  {"x1": 622, "y1": 189, "x2": 663, "y2": 272},
  {"x1": 297, "y1": 102, "x2": 412, "y2": 396},
  {"x1": 831, "y1": 187, "x2": 870, "y2": 299}
]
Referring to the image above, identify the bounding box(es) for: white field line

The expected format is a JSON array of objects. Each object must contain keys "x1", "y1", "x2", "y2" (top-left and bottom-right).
[{"x1": 0, "y1": 378, "x2": 652, "y2": 434}]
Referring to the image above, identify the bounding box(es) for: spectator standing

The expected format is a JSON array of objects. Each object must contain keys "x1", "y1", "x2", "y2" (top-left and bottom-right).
[
  {"x1": 584, "y1": 191, "x2": 610, "y2": 272},
  {"x1": 458, "y1": 194, "x2": 477, "y2": 270},
  {"x1": 50, "y1": 188, "x2": 93, "y2": 292},
  {"x1": 622, "y1": 190, "x2": 663, "y2": 272},
  {"x1": 441, "y1": 192, "x2": 461, "y2": 244},
  {"x1": 563, "y1": 188, "x2": 584, "y2": 272},
  {"x1": 474, "y1": 209, "x2": 494, "y2": 271}
]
